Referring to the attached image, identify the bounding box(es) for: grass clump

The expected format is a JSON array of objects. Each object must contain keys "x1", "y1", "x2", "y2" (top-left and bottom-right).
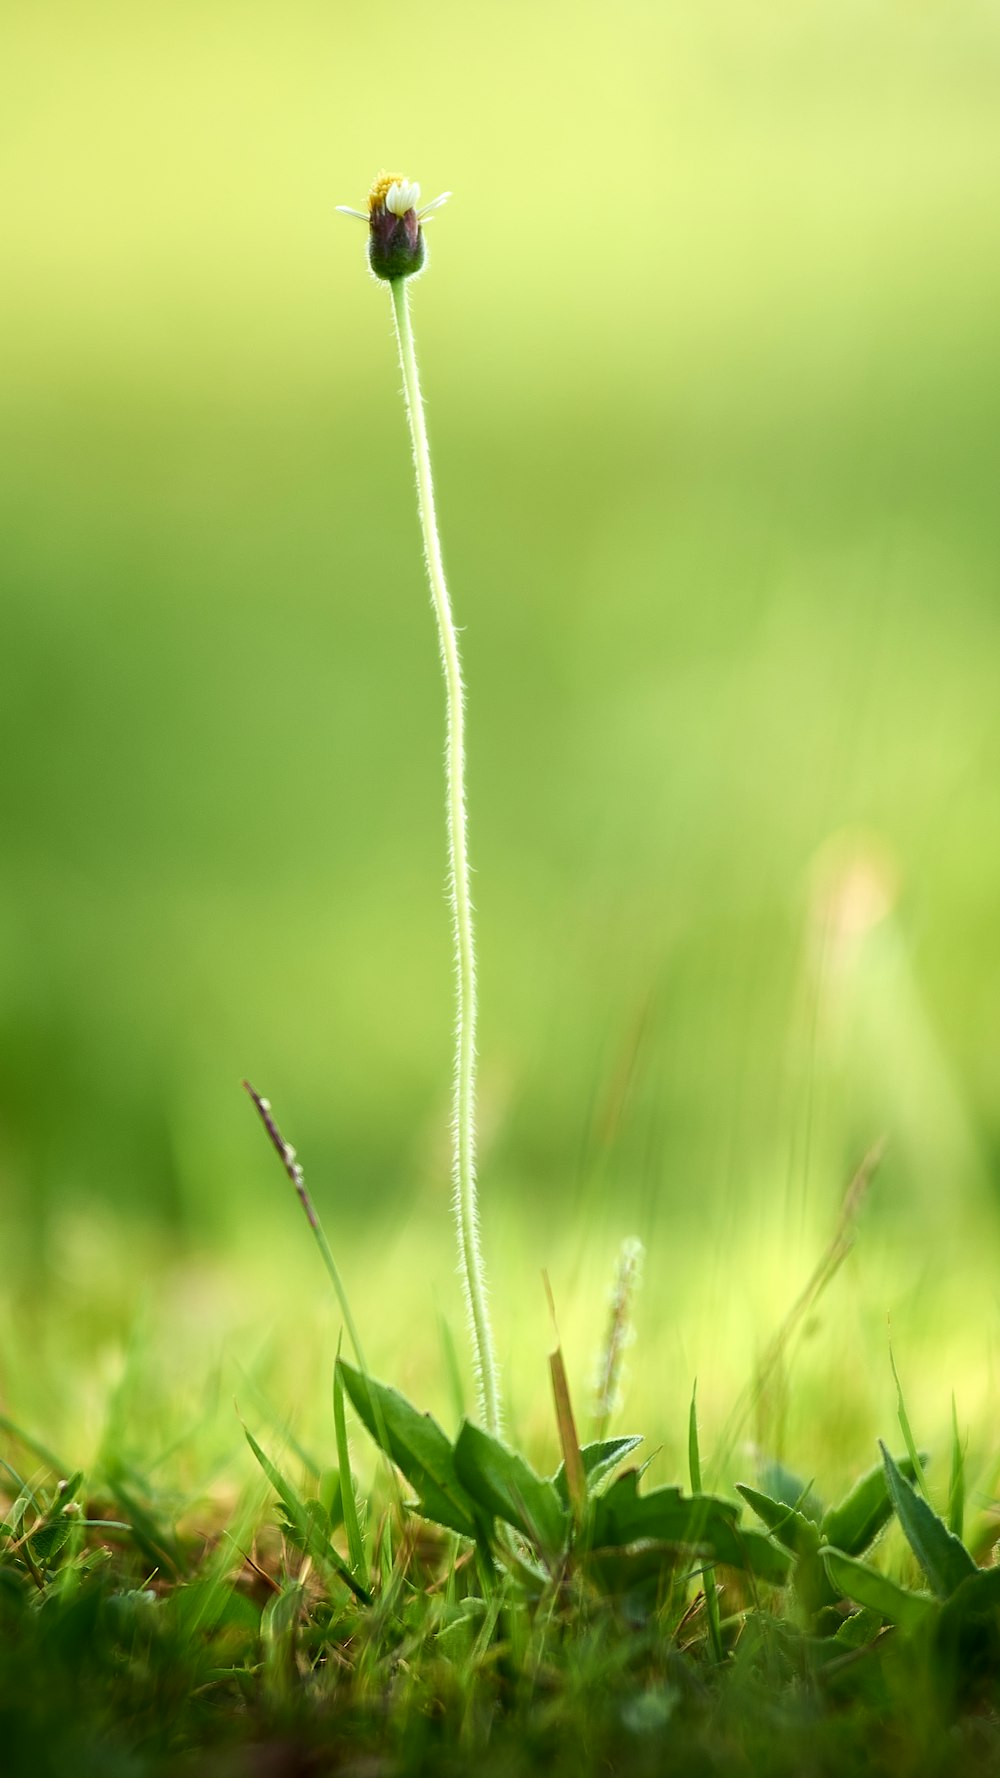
[{"x1": 5, "y1": 1373, "x2": 1000, "y2": 1778}]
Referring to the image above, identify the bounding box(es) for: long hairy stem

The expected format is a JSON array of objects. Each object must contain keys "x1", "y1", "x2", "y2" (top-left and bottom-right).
[{"x1": 389, "y1": 276, "x2": 501, "y2": 1436}]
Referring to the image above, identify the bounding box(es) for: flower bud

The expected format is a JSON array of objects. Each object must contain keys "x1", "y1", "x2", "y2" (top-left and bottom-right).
[
  {"x1": 367, "y1": 174, "x2": 424, "y2": 281},
  {"x1": 336, "y1": 173, "x2": 450, "y2": 281}
]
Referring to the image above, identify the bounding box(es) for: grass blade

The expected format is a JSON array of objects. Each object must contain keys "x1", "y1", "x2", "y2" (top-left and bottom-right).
[
  {"x1": 243, "y1": 1082, "x2": 367, "y2": 1371},
  {"x1": 549, "y1": 1344, "x2": 586, "y2": 1523},
  {"x1": 544, "y1": 1274, "x2": 586, "y2": 1523},
  {"x1": 713, "y1": 1141, "x2": 884, "y2": 1474},
  {"x1": 438, "y1": 1310, "x2": 466, "y2": 1428},
  {"x1": 689, "y1": 1382, "x2": 724, "y2": 1663},
  {"x1": 888, "y1": 1343, "x2": 930, "y2": 1502},
  {"x1": 243, "y1": 1423, "x2": 371, "y2": 1604},
  {"x1": 334, "y1": 1348, "x2": 368, "y2": 1589},
  {"x1": 0, "y1": 1414, "x2": 68, "y2": 1477},
  {"x1": 948, "y1": 1394, "x2": 965, "y2": 1542}
]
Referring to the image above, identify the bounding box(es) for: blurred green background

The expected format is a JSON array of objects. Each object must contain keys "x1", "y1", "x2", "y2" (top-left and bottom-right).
[{"x1": 2, "y1": 0, "x2": 999, "y2": 1481}]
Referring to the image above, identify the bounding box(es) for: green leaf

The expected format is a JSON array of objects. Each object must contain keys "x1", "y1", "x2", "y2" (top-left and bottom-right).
[
  {"x1": 26, "y1": 1519, "x2": 74, "y2": 1565},
  {"x1": 880, "y1": 1442, "x2": 976, "y2": 1600},
  {"x1": 591, "y1": 1471, "x2": 733, "y2": 1547},
  {"x1": 736, "y1": 1483, "x2": 821, "y2": 1557},
  {"x1": 821, "y1": 1452, "x2": 927, "y2": 1556},
  {"x1": 589, "y1": 1470, "x2": 790, "y2": 1583},
  {"x1": 948, "y1": 1396, "x2": 965, "y2": 1542},
  {"x1": 757, "y1": 1460, "x2": 823, "y2": 1525},
  {"x1": 453, "y1": 1421, "x2": 568, "y2": 1563},
  {"x1": 935, "y1": 1565, "x2": 1000, "y2": 1681},
  {"x1": 244, "y1": 1425, "x2": 371, "y2": 1604},
  {"x1": 334, "y1": 1357, "x2": 367, "y2": 1586},
  {"x1": 822, "y1": 1546, "x2": 936, "y2": 1632},
  {"x1": 4, "y1": 1489, "x2": 32, "y2": 1538},
  {"x1": 832, "y1": 1606, "x2": 884, "y2": 1650},
  {"x1": 337, "y1": 1360, "x2": 481, "y2": 1540},
  {"x1": 551, "y1": 1436, "x2": 643, "y2": 1507},
  {"x1": 722, "y1": 1527, "x2": 794, "y2": 1585}
]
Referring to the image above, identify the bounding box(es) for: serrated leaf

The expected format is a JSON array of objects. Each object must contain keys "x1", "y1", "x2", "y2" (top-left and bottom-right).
[
  {"x1": 833, "y1": 1605, "x2": 884, "y2": 1650},
  {"x1": 880, "y1": 1442, "x2": 976, "y2": 1600},
  {"x1": 757, "y1": 1460, "x2": 824, "y2": 1525},
  {"x1": 588, "y1": 1470, "x2": 790, "y2": 1582},
  {"x1": 938, "y1": 1563, "x2": 1000, "y2": 1618},
  {"x1": 935, "y1": 1564, "x2": 1000, "y2": 1660},
  {"x1": 717, "y1": 1526, "x2": 794, "y2": 1585},
  {"x1": 453, "y1": 1421, "x2": 568, "y2": 1563},
  {"x1": 337, "y1": 1360, "x2": 481, "y2": 1540},
  {"x1": 823, "y1": 1546, "x2": 936, "y2": 1631},
  {"x1": 591, "y1": 1470, "x2": 733, "y2": 1545},
  {"x1": 736, "y1": 1483, "x2": 821, "y2": 1556},
  {"x1": 821, "y1": 1452, "x2": 927, "y2": 1556},
  {"x1": 551, "y1": 1436, "x2": 643, "y2": 1507}
]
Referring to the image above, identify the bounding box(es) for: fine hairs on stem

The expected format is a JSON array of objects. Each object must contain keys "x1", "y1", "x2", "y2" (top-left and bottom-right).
[
  {"x1": 390, "y1": 277, "x2": 502, "y2": 1437},
  {"x1": 337, "y1": 173, "x2": 502, "y2": 1435}
]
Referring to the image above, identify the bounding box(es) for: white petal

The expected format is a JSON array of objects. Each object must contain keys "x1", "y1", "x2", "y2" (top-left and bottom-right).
[
  {"x1": 417, "y1": 191, "x2": 451, "y2": 218},
  {"x1": 385, "y1": 178, "x2": 421, "y2": 217},
  {"x1": 335, "y1": 204, "x2": 368, "y2": 220}
]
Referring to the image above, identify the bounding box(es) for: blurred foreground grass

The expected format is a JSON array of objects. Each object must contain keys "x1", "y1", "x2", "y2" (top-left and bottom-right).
[{"x1": 1, "y1": 0, "x2": 999, "y2": 1476}]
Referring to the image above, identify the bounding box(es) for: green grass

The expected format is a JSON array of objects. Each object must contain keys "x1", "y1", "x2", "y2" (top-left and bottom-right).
[
  {"x1": 5, "y1": 1287, "x2": 1000, "y2": 1778},
  {"x1": 4, "y1": 0, "x2": 1000, "y2": 1768},
  {"x1": 4, "y1": 1136, "x2": 1000, "y2": 1777}
]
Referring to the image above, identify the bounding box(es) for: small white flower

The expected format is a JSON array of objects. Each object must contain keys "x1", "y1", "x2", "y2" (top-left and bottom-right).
[
  {"x1": 385, "y1": 178, "x2": 420, "y2": 217},
  {"x1": 335, "y1": 173, "x2": 451, "y2": 225}
]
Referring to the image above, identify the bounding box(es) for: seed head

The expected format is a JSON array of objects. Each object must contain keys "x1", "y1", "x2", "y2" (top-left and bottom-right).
[
  {"x1": 336, "y1": 171, "x2": 451, "y2": 281},
  {"x1": 592, "y1": 1237, "x2": 645, "y2": 1427}
]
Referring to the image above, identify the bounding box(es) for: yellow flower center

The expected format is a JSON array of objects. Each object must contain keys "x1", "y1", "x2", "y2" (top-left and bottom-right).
[{"x1": 368, "y1": 172, "x2": 408, "y2": 214}]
